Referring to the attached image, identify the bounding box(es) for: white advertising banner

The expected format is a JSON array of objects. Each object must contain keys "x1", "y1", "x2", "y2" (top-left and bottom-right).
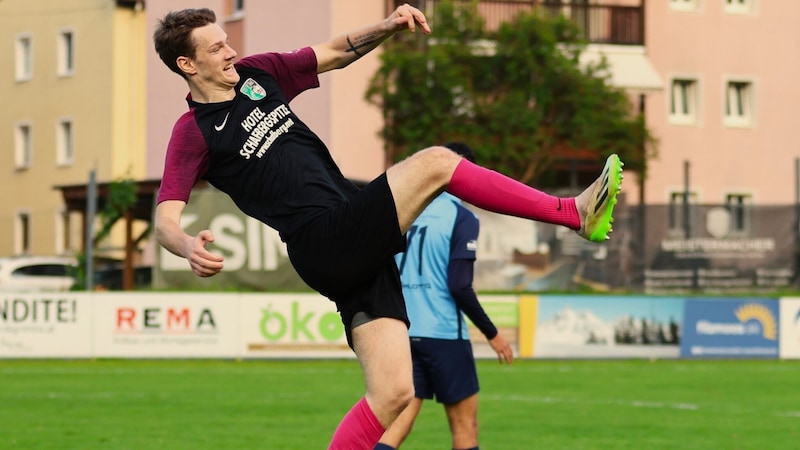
[
  {"x1": 779, "y1": 297, "x2": 800, "y2": 359},
  {"x1": 239, "y1": 293, "x2": 353, "y2": 358},
  {"x1": 93, "y1": 292, "x2": 239, "y2": 358},
  {"x1": 0, "y1": 292, "x2": 93, "y2": 357}
]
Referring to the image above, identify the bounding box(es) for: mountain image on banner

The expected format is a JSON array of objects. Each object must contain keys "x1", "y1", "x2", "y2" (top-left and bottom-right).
[{"x1": 536, "y1": 306, "x2": 615, "y2": 346}]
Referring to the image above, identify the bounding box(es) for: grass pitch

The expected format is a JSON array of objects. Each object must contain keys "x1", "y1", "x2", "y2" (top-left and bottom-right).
[{"x1": 1, "y1": 359, "x2": 797, "y2": 449}]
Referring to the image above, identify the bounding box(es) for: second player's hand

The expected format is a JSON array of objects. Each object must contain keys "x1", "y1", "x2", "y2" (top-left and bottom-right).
[
  {"x1": 186, "y1": 230, "x2": 224, "y2": 277},
  {"x1": 489, "y1": 333, "x2": 514, "y2": 365}
]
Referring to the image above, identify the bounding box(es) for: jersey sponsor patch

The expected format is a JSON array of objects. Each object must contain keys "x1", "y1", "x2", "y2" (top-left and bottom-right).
[{"x1": 240, "y1": 78, "x2": 266, "y2": 100}]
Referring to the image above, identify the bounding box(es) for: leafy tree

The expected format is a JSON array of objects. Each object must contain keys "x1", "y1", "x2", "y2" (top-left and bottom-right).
[
  {"x1": 71, "y1": 175, "x2": 139, "y2": 291},
  {"x1": 367, "y1": 0, "x2": 655, "y2": 185},
  {"x1": 95, "y1": 176, "x2": 138, "y2": 244}
]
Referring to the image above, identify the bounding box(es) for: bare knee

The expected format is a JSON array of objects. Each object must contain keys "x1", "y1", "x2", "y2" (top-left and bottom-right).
[
  {"x1": 415, "y1": 145, "x2": 463, "y2": 175},
  {"x1": 385, "y1": 145, "x2": 468, "y2": 233},
  {"x1": 393, "y1": 146, "x2": 462, "y2": 185},
  {"x1": 373, "y1": 380, "x2": 414, "y2": 418}
]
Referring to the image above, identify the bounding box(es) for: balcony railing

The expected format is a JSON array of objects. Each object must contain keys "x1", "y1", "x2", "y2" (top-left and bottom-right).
[{"x1": 397, "y1": 1, "x2": 644, "y2": 46}]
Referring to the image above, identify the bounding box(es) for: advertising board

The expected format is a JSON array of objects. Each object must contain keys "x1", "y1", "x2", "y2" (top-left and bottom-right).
[
  {"x1": 0, "y1": 292, "x2": 93, "y2": 357},
  {"x1": 680, "y1": 299, "x2": 779, "y2": 358},
  {"x1": 93, "y1": 293, "x2": 239, "y2": 358},
  {"x1": 779, "y1": 297, "x2": 800, "y2": 359}
]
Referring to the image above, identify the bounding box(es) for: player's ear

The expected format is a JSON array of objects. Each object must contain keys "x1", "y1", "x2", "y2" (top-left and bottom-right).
[{"x1": 176, "y1": 56, "x2": 196, "y2": 76}]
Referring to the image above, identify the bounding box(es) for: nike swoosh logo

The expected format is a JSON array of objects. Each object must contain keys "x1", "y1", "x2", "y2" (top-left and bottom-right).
[{"x1": 214, "y1": 112, "x2": 230, "y2": 132}]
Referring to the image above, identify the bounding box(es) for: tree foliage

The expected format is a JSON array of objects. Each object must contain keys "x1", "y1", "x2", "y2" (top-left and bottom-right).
[
  {"x1": 367, "y1": 1, "x2": 655, "y2": 185},
  {"x1": 71, "y1": 175, "x2": 139, "y2": 291},
  {"x1": 95, "y1": 176, "x2": 138, "y2": 244}
]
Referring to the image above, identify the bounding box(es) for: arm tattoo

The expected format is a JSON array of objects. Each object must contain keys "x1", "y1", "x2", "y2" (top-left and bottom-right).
[
  {"x1": 345, "y1": 31, "x2": 379, "y2": 58},
  {"x1": 345, "y1": 35, "x2": 364, "y2": 57}
]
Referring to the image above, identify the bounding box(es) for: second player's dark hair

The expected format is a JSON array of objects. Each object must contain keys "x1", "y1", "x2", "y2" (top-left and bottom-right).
[{"x1": 444, "y1": 142, "x2": 476, "y2": 163}]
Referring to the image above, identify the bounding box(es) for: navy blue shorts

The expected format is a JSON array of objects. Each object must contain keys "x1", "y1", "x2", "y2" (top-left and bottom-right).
[
  {"x1": 287, "y1": 173, "x2": 409, "y2": 347},
  {"x1": 410, "y1": 337, "x2": 480, "y2": 404}
]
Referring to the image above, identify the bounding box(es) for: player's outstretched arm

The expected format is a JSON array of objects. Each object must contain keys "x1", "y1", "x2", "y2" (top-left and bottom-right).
[
  {"x1": 155, "y1": 200, "x2": 224, "y2": 278},
  {"x1": 312, "y1": 3, "x2": 431, "y2": 73}
]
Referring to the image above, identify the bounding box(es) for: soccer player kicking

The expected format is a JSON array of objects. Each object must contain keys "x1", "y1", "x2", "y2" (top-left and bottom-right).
[{"x1": 153, "y1": 5, "x2": 623, "y2": 450}]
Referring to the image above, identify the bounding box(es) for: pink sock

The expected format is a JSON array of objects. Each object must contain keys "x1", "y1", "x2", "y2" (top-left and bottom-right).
[
  {"x1": 329, "y1": 397, "x2": 385, "y2": 450},
  {"x1": 447, "y1": 159, "x2": 580, "y2": 230}
]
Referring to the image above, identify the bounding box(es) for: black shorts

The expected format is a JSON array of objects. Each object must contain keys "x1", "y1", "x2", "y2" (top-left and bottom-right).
[
  {"x1": 286, "y1": 173, "x2": 408, "y2": 346},
  {"x1": 410, "y1": 337, "x2": 480, "y2": 404}
]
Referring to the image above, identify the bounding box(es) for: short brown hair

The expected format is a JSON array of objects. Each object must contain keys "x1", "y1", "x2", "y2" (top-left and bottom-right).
[{"x1": 153, "y1": 8, "x2": 217, "y2": 79}]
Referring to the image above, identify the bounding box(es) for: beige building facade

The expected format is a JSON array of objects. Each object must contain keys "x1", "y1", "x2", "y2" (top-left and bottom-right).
[{"x1": 0, "y1": 0, "x2": 147, "y2": 258}]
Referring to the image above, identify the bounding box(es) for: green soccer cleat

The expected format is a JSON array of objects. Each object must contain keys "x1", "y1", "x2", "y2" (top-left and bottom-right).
[{"x1": 576, "y1": 154, "x2": 624, "y2": 242}]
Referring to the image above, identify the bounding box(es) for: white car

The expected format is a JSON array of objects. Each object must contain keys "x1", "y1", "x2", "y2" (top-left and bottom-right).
[{"x1": 0, "y1": 256, "x2": 78, "y2": 292}]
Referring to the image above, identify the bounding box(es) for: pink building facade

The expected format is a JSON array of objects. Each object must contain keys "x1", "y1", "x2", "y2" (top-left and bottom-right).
[{"x1": 644, "y1": 0, "x2": 800, "y2": 206}]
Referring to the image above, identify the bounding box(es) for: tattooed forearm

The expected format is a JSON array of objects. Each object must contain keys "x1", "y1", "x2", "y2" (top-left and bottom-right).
[
  {"x1": 345, "y1": 35, "x2": 364, "y2": 57},
  {"x1": 345, "y1": 30, "x2": 381, "y2": 57}
]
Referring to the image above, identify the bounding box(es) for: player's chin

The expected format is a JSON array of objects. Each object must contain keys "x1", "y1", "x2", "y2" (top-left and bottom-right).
[{"x1": 223, "y1": 68, "x2": 240, "y2": 84}]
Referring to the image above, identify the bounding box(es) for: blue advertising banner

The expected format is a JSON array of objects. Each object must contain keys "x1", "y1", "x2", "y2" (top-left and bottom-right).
[{"x1": 681, "y1": 299, "x2": 779, "y2": 358}]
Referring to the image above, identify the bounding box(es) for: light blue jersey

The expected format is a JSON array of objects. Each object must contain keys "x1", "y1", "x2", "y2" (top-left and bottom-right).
[{"x1": 395, "y1": 192, "x2": 478, "y2": 340}]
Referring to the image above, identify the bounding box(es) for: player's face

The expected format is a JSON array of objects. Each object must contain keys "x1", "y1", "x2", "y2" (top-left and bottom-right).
[{"x1": 187, "y1": 23, "x2": 239, "y2": 93}]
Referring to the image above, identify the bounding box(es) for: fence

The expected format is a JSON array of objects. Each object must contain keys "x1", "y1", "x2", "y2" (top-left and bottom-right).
[{"x1": 3, "y1": 292, "x2": 799, "y2": 360}]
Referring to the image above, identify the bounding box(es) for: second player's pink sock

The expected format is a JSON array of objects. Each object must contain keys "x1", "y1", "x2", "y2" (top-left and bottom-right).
[
  {"x1": 328, "y1": 397, "x2": 385, "y2": 450},
  {"x1": 447, "y1": 159, "x2": 581, "y2": 230}
]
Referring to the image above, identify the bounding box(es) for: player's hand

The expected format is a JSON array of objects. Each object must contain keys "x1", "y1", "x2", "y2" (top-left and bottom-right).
[
  {"x1": 186, "y1": 230, "x2": 224, "y2": 278},
  {"x1": 387, "y1": 3, "x2": 431, "y2": 34},
  {"x1": 489, "y1": 333, "x2": 514, "y2": 365}
]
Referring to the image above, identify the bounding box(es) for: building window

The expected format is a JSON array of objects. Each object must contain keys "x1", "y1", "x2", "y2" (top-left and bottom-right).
[
  {"x1": 668, "y1": 191, "x2": 697, "y2": 236},
  {"x1": 15, "y1": 122, "x2": 33, "y2": 170},
  {"x1": 725, "y1": 0, "x2": 753, "y2": 14},
  {"x1": 55, "y1": 208, "x2": 74, "y2": 254},
  {"x1": 56, "y1": 119, "x2": 74, "y2": 166},
  {"x1": 15, "y1": 34, "x2": 33, "y2": 81},
  {"x1": 57, "y1": 29, "x2": 75, "y2": 76},
  {"x1": 669, "y1": 78, "x2": 699, "y2": 125},
  {"x1": 725, "y1": 193, "x2": 752, "y2": 234},
  {"x1": 228, "y1": 0, "x2": 244, "y2": 18},
  {"x1": 670, "y1": 0, "x2": 700, "y2": 12},
  {"x1": 15, "y1": 210, "x2": 31, "y2": 255},
  {"x1": 724, "y1": 80, "x2": 754, "y2": 128}
]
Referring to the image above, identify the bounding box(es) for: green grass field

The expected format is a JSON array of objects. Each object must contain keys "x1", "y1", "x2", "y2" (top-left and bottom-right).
[{"x1": 1, "y1": 359, "x2": 798, "y2": 449}]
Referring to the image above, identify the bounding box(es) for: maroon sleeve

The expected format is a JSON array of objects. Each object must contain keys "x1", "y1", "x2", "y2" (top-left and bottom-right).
[
  {"x1": 156, "y1": 110, "x2": 209, "y2": 205},
  {"x1": 236, "y1": 47, "x2": 320, "y2": 101}
]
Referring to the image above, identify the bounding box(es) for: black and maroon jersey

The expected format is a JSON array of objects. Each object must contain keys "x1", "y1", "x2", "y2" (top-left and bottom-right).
[{"x1": 158, "y1": 47, "x2": 359, "y2": 242}]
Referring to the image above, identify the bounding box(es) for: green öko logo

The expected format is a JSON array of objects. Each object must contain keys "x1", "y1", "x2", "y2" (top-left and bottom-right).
[{"x1": 259, "y1": 302, "x2": 344, "y2": 342}]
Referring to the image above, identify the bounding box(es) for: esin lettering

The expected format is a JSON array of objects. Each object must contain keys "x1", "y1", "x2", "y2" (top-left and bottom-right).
[{"x1": 160, "y1": 213, "x2": 288, "y2": 272}]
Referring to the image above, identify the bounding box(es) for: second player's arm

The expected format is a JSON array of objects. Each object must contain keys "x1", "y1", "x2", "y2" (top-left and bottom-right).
[
  {"x1": 449, "y1": 259, "x2": 498, "y2": 339},
  {"x1": 449, "y1": 259, "x2": 514, "y2": 364}
]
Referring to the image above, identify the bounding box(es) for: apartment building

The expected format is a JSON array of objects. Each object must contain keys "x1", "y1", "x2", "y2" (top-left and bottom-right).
[
  {"x1": 646, "y1": 0, "x2": 800, "y2": 207},
  {"x1": 0, "y1": 0, "x2": 147, "y2": 258}
]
